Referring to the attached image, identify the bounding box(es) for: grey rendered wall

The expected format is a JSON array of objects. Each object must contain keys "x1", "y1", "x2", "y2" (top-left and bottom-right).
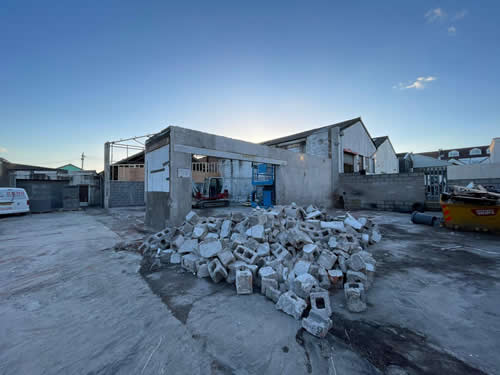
[
  {"x1": 339, "y1": 173, "x2": 425, "y2": 212},
  {"x1": 109, "y1": 181, "x2": 144, "y2": 208},
  {"x1": 147, "y1": 126, "x2": 334, "y2": 229}
]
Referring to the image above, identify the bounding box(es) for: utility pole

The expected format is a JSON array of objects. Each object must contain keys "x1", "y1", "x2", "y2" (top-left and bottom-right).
[{"x1": 81, "y1": 152, "x2": 85, "y2": 170}]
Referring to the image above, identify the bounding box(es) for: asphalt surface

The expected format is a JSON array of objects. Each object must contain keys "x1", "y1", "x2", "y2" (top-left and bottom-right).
[{"x1": 0, "y1": 207, "x2": 498, "y2": 374}]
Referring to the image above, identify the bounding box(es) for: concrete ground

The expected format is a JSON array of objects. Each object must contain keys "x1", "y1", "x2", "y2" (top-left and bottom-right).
[{"x1": 0, "y1": 206, "x2": 498, "y2": 374}]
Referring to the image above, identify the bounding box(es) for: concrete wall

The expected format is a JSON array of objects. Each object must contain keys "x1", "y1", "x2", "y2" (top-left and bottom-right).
[
  {"x1": 339, "y1": 173, "x2": 425, "y2": 212},
  {"x1": 374, "y1": 140, "x2": 399, "y2": 174},
  {"x1": 305, "y1": 131, "x2": 329, "y2": 158},
  {"x1": 447, "y1": 163, "x2": 500, "y2": 180},
  {"x1": 144, "y1": 130, "x2": 170, "y2": 228},
  {"x1": 145, "y1": 126, "x2": 334, "y2": 229},
  {"x1": 108, "y1": 181, "x2": 144, "y2": 208},
  {"x1": 490, "y1": 138, "x2": 500, "y2": 163}
]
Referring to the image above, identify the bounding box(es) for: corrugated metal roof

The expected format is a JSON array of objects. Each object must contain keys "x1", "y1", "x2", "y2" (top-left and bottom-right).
[{"x1": 261, "y1": 117, "x2": 363, "y2": 146}]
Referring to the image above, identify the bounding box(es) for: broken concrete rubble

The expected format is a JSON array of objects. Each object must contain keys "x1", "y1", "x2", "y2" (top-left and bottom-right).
[{"x1": 141, "y1": 204, "x2": 382, "y2": 338}]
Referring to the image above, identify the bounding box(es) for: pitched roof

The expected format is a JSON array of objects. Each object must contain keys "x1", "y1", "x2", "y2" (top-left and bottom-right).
[
  {"x1": 372, "y1": 136, "x2": 388, "y2": 149},
  {"x1": 261, "y1": 117, "x2": 363, "y2": 146},
  {"x1": 418, "y1": 145, "x2": 490, "y2": 160},
  {"x1": 411, "y1": 154, "x2": 451, "y2": 168},
  {"x1": 59, "y1": 163, "x2": 82, "y2": 171}
]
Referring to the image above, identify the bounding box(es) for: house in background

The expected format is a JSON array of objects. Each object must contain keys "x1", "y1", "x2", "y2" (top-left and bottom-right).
[
  {"x1": 372, "y1": 136, "x2": 399, "y2": 174},
  {"x1": 0, "y1": 158, "x2": 100, "y2": 210},
  {"x1": 59, "y1": 164, "x2": 83, "y2": 172},
  {"x1": 418, "y1": 145, "x2": 491, "y2": 165},
  {"x1": 262, "y1": 117, "x2": 377, "y2": 173}
]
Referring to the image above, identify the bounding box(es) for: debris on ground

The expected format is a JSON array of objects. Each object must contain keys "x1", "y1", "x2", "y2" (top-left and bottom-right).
[{"x1": 140, "y1": 203, "x2": 382, "y2": 338}]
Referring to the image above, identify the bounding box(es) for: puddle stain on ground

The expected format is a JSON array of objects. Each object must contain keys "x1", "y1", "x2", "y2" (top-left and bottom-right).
[{"x1": 328, "y1": 315, "x2": 488, "y2": 375}]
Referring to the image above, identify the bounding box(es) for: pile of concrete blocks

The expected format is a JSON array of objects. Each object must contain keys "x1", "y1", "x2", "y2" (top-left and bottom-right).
[{"x1": 140, "y1": 203, "x2": 382, "y2": 338}]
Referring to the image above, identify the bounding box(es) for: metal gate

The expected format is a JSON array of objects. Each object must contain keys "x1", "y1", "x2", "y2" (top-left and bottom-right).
[{"x1": 422, "y1": 167, "x2": 448, "y2": 201}]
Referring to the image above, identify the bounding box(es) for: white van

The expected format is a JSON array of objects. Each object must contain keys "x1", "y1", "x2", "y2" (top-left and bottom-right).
[{"x1": 0, "y1": 188, "x2": 30, "y2": 215}]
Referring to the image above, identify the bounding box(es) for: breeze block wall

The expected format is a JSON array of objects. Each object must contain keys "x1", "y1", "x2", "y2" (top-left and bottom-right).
[
  {"x1": 339, "y1": 173, "x2": 425, "y2": 212},
  {"x1": 109, "y1": 181, "x2": 144, "y2": 207}
]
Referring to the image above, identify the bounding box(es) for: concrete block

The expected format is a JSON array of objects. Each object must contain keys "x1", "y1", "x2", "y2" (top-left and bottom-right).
[
  {"x1": 180, "y1": 222, "x2": 194, "y2": 236},
  {"x1": 320, "y1": 221, "x2": 345, "y2": 232},
  {"x1": 347, "y1": 253, "x2": 366, "y2": 272},
  {"x1": 344, "y1": 214, "x2": 362, "y2": 230},
  {"x1": 230, "y1": 233, "x2": 247, "y2": 247},
  {"x1": 344, "y1": 282, "x2": 367, "y2": 312},
  {"x1": 181, "y1": 253, "x2": 199, "y2": 274},
  {"x1": 318, "y1": 267, "x2": 331, "y2": 289},
  {"x1": 192, "y1": 224, "x2": 208, "y2": 239},
  {"x1": 328, "y1": 269, "x2": 344, "y2": 289},
  {"x1": 272, "y1": 245, "x2": 292, "y2": 263},
  {"x1": 248, "y1": 224, "x2": 265, "y2": 241},
  {"x1": 172, "y1": 235, "x2": 185, "y2": 250},
  {"x1": 170, "y1": 253, "x2": 181, "y2": 264},
  {"x1": 302, "y1": 243, "x2": 320, "y2": 261},
  {"x1": 204, "y1": 233, "x2": 219, "y2": 240},
  {"x1": 310, "y1": 291, "x2": 332, "y2": 320},
  {"x1": 234, "y1": 245, "x2": 258, "y2": 265},
  {"x1": 338, "y1": 256, "x2": 347, "y2": 273},
  {"x1": 208, "y1": 258, "x2": 228, "y2": 283},
  {"x1": 234, "y1": 219, "x2": 248, "y2": 234},
  {"x1": 328, "y1": 236, "x2": 337, "y2": 249},
  {"x1": 265, "y1": 286, "x2": 282, "y2": 303},
  {"x1": 231, "y1": 211, "x2": 245, "y2": 223},
  {"x1": 207, "y1": 222, "x2": 218, "y2": 232},
  {"x1": 317, "y1": 250, "x2": 337, "y2": 270},
  {"x1": 292, "y1": 273, "x2": 319, "y2": 299},
  {"x1": 305, "y1": 210, "x2": 322, "y2": 220},
  {"x1": 293, "y1": 260, "x2": 311, "y2": 275},
  {"x1": 220, "y1": 220, "x2": 232, "y2": 239},
  {"x1": 302, "y1": 312, "x2": 332, "y2": 338},
  {"x1": 346, "y1": 270, "x2": 367, "y2": 285},
  {"x1": 236, "y1": 269, "x2": 253, "y2": 294},
  {"x1": 199, "y1": 239, "x2": 222, "y2": 258},
  {"x1": 256, "y1": 242, "x2": 270, "y2": 257},
  {"x1": 275, "y1": 291, "x2": 307, "y2": 320},
  {"x1": 261, "y1": 277, "x2": 278, "y2": 295},
  {"x1": 217, "y1": 250, "x2": 235, "y2": 267},
  {"x1": 197, "y1": 262, "x2": 210, "y2": 278},
  {"x1": 185, "y1": 211, "x2": 199, "y2": 225},
  {"x1": 258, "y1": 266, "x2": 278, "y2": 281},
  {"x1": 160, "y1": 249, "x2": 175, "y2": 264},
  {"x1": 178, "y1": 239, "x2": 198, "y2": 254},
  {"x1": 158, "y1": 236, "x2": 170, "y2": 250}
]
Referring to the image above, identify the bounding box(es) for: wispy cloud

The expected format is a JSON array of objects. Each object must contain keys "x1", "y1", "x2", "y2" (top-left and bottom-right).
[
  {"x1": 448, "y1": 26, "x2": 457, "y2": 35},
  {"x1": 453, "y1": 9, "x2": 468, "y2": 21},
  {"x1": 425, "y1": 8, "x2": 446, "y2": 23},
  {"x1": 395, "y1": 76, "x2": 437, "y2": 90},
  {"x1": 0, "y1": 146, "x2": 7, "y2": 153}
]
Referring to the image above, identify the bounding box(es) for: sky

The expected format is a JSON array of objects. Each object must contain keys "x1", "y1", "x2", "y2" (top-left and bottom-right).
[{"x1": 1, "y1": 0, "x2": 499, "y2": 171}]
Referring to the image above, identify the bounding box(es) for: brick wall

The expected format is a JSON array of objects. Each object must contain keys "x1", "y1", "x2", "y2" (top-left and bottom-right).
[
  {"x1": 109, "y1": 181, "x2": 144, "y2": 207},
  {"x1": 339, "y1": 173, "x2": 425, "y2": 212},
  {"x1": 448, "y1": 178, "x2": 500, "y2": 192}
]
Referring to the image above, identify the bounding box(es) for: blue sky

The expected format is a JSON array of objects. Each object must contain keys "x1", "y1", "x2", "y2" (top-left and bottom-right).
[{"x1": 1, "y1": 0, "x2": 499, "y2": 171}]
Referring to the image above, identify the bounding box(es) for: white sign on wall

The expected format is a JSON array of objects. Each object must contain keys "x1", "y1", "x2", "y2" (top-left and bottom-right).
[
  {"x1": 177, "y1": 168, "x2": 191, "y2": 178},
  {"x1": 146, "y1": 145, "x2": 170, "y2": 192}
]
